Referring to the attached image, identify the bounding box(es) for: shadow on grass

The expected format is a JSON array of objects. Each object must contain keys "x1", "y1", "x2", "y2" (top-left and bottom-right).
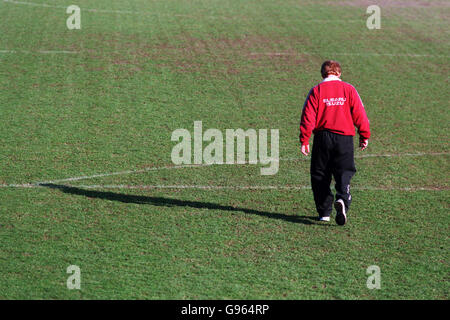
[{"x1": 41, "y1": 183, "x2": 328, "y2": 226}]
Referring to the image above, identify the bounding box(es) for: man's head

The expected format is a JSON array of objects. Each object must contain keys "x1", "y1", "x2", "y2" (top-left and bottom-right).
[{"x1": 321, "y1": 60, "x2": 342, "y2": 78}]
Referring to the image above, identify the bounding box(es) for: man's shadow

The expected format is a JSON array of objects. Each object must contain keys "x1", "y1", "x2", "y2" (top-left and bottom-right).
[{"x1": 41, "y1": 184, "x2": 326, "y2": 226}]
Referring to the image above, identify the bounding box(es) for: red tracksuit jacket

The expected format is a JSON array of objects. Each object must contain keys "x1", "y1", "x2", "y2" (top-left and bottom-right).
[{"x1": 299, "y1": 76, "x2": 371, "y2": 145}]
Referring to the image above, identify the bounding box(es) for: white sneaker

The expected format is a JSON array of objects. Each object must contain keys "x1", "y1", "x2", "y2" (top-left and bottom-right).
[
  {"x1": 334, "y1": 199, "x2": 347, "y2": 226},
  {"x1": 318, "y1": 216, "x2": 330, "y2": 222}
]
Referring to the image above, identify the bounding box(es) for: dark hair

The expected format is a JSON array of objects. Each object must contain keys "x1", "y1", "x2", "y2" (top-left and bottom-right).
[{"x1": 321, "y1": 60, "x2": 342, "y2": 78}]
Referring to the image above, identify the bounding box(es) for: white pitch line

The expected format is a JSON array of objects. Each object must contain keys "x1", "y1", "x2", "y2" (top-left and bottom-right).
[
  {"x1": 33, "y1": 151, "x2": 450, "y2": 184},
  {"x1": 0, "y1": 183, "x2": 447, "y2": 192},
  {"x1": 4, "y1": 0, "x2": 447, "y2": 28},
  {"x1": 250, "y1": 52, "x2": 450, "y2": 58},
  {"x1": 2, "y1": 0, "x2": 229, "y2": 19},
  {"x1": 326, "y1": 52, "x2": 449, "y2": 58},
  {"x1": 1, "y1": 151, "x2": 448, "y2": 187},
  {"x1": 3, "y1": 0, "x2": 135, "y2": 12},
  {"x1": 38, "y1": 50, "x2": 78, "y2": 54},
  {"x1": 0, "y1": 183, "x2": 36, "y2": 188},
  {"x1": 3, "y1": 0, "x2": 67, "y2": 9},
  {"x1": 3, "y1": 0, "x2": 447, "y2": 58},
  {"x1": 73, "y1": 185, "x2": 449, "y2": 191},
  {"x1": 0, "y1": 49, "x2": 78, "y2": 54},
  {"x1": 2, "y1": 49, "x2": 446, "y2": 58},
  {"x1": 355, "y1": 151, "x2": 450, "y2": 159},
  {"x1": 1, "y1": 1, "x2": 363, "y2": 23},
  {"x1": 281, "y1": 151, "x2": 450, "y2": 161},
  {"x1": 76, "y1": 184, "x2": 311, "y2": 190},
  {"x1": 34, "y1": 163, "x2": 215, "y2": 185}
]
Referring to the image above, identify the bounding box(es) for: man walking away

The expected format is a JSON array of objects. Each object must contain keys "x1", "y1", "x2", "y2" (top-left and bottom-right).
[{"x1": 299, "y1": 60, "x2": 371, "y2": 225}]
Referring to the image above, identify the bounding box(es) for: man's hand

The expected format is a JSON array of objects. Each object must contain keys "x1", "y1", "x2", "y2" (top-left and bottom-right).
[
  {"x1": 359, "y1": 138, "x2": 369, "y2": 151},
  {"x1": 301, "y1": 144, "x2": 310, "y2": 156}
]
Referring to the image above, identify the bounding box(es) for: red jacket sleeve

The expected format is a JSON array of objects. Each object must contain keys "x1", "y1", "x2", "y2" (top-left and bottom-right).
[
  {"x1": 299, "y1": 88, "x2": 318, "y2": 145},
  {"x1": 350, "y1": 87, "x2": 371, "y2": 140}
]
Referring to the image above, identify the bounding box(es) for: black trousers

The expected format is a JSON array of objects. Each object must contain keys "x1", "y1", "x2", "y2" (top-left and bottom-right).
[{"x1": 311, "y1": 130, "x2": 356, "y2": 217}]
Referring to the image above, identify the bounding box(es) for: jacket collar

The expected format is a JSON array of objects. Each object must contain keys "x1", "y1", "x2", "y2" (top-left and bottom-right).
[{"x1": 322, "y1": 75, "x2": 342, "y2": 82}]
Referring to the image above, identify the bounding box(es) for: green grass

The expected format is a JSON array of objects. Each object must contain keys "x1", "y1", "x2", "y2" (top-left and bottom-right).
[{"x1": 0, "y1": 0, "x2": 449, "y2": 299}]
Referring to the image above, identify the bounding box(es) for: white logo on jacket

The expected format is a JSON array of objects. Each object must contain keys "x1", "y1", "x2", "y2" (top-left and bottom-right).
[{"x1": 323, "y1": 97, "x2": 346, "y2": 106}]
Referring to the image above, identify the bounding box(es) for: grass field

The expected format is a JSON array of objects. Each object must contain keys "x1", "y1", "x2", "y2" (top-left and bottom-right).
[{"x1": 0, "y1": 0, "x2": 449, "y2": 299}]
